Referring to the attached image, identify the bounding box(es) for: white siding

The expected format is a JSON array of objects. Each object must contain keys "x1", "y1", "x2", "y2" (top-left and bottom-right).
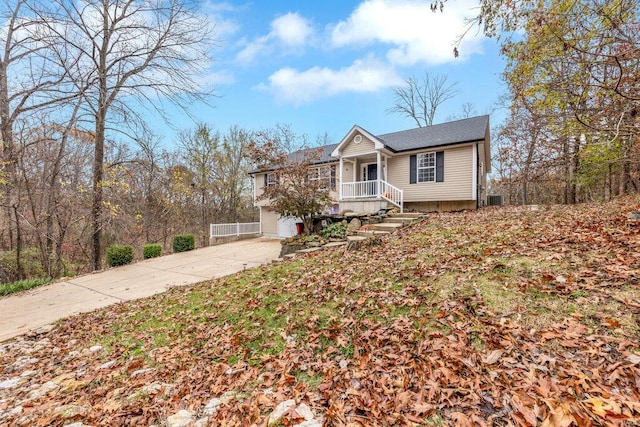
[{"x1": 386, "y1": 145, "x2": 474, "y2": 202}]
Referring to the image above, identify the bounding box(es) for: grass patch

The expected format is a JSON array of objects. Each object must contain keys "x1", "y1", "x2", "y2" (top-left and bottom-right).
[{"x1": 0, "y1": 277, "x2": 53, "y2": 296}]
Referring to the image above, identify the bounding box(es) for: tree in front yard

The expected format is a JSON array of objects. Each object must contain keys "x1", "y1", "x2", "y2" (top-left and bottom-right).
[{"x1": 249, "y1": 127, "x2": 333, "y2": 235}]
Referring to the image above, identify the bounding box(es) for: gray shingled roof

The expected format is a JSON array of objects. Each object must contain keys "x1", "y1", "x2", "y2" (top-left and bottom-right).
[
  {"x1": 250, "y1": 143, "x2": 339, "y2": 173},
  {"x1": 250, "y1": 116, "x2": 489, "y2": 173},
  {"x1": 377, "y1": 115, "x2": 489, "y2": 152},
  {"x1": 288, "y1": 143, "x2": 339, "y2": 164}
]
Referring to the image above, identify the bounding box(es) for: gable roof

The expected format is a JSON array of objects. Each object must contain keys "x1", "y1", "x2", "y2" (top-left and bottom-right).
[
  {"x1": 378, "y1": 115, "x2": 490, "y2": 153},
  {"x1": 251, "y1": 115, "x2": 490, "y2": 174},
  {"x1": 250, "y1": 143, "x2": 339, "y2": 174}
]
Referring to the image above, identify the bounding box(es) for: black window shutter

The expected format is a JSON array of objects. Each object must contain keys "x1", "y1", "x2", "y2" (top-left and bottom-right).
[
  {"x1": 264, "y1": 173, "x2": 268, "y2": 186},
  {"x1": 436, "y1": 151, "x2": 444, "y2": 182},
  {"x1": 409, "y1": 155, "x2": 417, "y2": 184}
]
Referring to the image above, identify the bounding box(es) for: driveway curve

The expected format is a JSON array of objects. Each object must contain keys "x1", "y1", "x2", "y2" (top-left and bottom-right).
[{"x1": 0, "y1": 237, "x2": 281, "y2": 342}]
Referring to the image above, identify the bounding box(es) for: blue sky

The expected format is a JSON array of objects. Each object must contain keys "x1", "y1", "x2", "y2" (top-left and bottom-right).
[{"x1": 161, "y1": 0, "x2": 507, "y2": 146}]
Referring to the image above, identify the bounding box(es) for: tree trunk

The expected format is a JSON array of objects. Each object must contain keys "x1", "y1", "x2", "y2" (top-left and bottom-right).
[{"x1": 92, "y1": 108, "x2": 106, "y2": 271}]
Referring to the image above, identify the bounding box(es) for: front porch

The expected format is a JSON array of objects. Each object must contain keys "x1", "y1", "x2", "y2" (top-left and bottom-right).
[
  {"x1": 339, "y1": 180, "x2": 403, "y2": 213},
  {"x1": 336, "y1": 149, "x2": 403, "y2": 213}
]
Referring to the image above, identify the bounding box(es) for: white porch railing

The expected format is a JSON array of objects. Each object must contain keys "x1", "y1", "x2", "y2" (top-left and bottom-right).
[
  {"x1": 341, "y1": 180, "x2": 403, "y2": 212},
  {"x1": 210, "y1": 222, "x2": 261, "y2": 238},
  {"x1": 380, "y1": 181, "x2": 403, "y2": 210},
  {"x1": 341, "y1": 180, "x2": 379, "y2": 198}
]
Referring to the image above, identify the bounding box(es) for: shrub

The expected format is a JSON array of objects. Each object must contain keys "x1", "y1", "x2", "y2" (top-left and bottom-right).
[
  {"x1": 173, "y1": 234, "x2": 195, "y2": 253},
  {"x1": 0, "y1": 277, "x2": 53, "y2": 296},
  {"x1": 106, "y1": 244, "x2": 134, "y2": 267},
  {"x1": 0, "y1": 248, "x2": 46, "y2": 282},
  {"x1": 143, "y1": 244, "x2": 162, "y2": 259},
  {"x1": 321, "y1": 221, "x2": 347, "y2": 240}
]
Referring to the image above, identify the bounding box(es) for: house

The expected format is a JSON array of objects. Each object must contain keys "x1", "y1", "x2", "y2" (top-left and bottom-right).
[{"x1": 252, "y1": 115, "x2": 491, "y2": 238}]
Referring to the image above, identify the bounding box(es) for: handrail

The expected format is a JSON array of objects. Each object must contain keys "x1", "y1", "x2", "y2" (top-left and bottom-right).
[{"x1": 341, "y1": 180, "x2": 403, "y2": 212}]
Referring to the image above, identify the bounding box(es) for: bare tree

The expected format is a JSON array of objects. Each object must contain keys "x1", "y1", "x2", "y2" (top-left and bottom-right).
[
  {"x1": 387, "y1": 72, "x2": 459, "y2": 127},
  {"x1": 177, "y1": 124, "x2": 220, "y2": 247},
  {"x1": 0, "y1": 0, "x2": 82, "y2": 277},
  {"x1": 42, "y1": 0, "x2": 215, "y2": 270}
]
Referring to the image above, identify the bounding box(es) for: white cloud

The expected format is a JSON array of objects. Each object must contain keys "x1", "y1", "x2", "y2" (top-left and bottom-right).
[
  {"x1": 257, "y1": 56, "x2": 402, "y2": 105},
  {"x1": 202, "y1": 2, "x2": 241, "y2": 39},
  {"x1": 271, "y1": 12, "x2": 313, "y2": 47},
  {"x1": 236, "y1": 12, "x2": 313, "y2": 64},
  {"x1": 330, "y1": 0, "x2": 485, "y2": 65}
]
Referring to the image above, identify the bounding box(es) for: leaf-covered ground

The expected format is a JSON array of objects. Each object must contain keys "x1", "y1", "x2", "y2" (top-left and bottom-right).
[{"x1": 1, "y1": 198, "x2": 640, "y2": 426}]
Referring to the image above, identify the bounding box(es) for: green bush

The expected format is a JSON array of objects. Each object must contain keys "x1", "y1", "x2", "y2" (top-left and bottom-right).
[
  {"x1": 0, "y1": 248, "x2": 46, "y2": 282},
  {"x1": 0, "y1": 277, "x2": 53, "y2": 296},
  {"x1": 321, "y1": 221, "x2": 347, "y2": 239},
  {"x1": 106, "y1": 244, "x2": 134, "y2": 267},
  {"x1": 173, "y1": 234, "x2": 195, "y2": 253},
  {"x1": 143, "y1": 243, "x2": 162, "y2": 259}
]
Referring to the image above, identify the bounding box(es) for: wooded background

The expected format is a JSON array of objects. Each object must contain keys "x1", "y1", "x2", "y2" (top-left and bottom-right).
[{"x1": 1, "y1": 0, "x2": 639, "y2": 282}]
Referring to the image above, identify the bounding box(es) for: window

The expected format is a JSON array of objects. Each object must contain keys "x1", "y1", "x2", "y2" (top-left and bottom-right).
[
  {"x1": 417, "y1": 152, "x2": 435, "y2": 183},
  {"x1": 410, "y1": 151, "x2": 444, "y2": 184},
  {"x1": 265, "y1": 172, "x2": 278, "y2": 186},
  {"x1": 308, "y1": 165, "x2": 336, "y2": 190}
]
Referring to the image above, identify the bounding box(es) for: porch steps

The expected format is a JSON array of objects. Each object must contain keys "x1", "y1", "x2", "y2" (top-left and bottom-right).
[
  {"x1": 356, "y1": 230, "x2": 391, "y2": 238},
  {"x1": 388, "y1": 212, "x2": 424, "y2": 218},
  {"x1": 383, "y1": 216, "x2": 417, "y2": 225},
  {"x1": 372, "y1": 222, "x2": 405, "y2": 232}
]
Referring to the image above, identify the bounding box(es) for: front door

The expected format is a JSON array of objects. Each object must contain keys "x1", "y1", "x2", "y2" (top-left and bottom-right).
[
  {"x1": 366, "y1": 164, "x2": 377, "y2": 181},
  {"x1": 364, "y1": 164, "x2": 378, "y2": 196}
]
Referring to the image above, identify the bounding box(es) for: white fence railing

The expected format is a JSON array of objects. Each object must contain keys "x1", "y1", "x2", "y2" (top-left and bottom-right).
[
  {"x1": 210, "y1": 222, "x2": 261, "y2": 238},
  {"x1": 380, "y1": 181, "x2": 403, "y2": 211},
  {"x1": 341, "y1": 180, "x2": 403, "y2": 211},
  {"x1": 341, "y1": 180, "x2": 378, "y2": 198}
]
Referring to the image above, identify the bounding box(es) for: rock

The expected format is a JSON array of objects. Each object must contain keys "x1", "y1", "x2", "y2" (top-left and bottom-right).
[
  {"x1": 26, "y1": 381, "x2": 59, "y2": 400},
  {"x1": 13, "y1": 356, "x2": 38, "y2": 369},
  {"x1": 52, "y1": 373, "x2": 88, "y2": 393},
  {"x1": 0, "y1": 377, "x2": 21, "y2": 389},
  {"x1": 166, "y1": 409, "x2": 195, "y2": 427},
  {"x1": 0, "y1": 405, "x2": 22, "y2": 420},
  {"x1": 294, "y1": 403, "x2": 314, "y2": 421},
  {"x1": 131, "y1": 368, "x2": 155, "y2": 377},
  {"x1": 31, "y1": 324, "x2": 56, "y2": 336},
  {"x1": 286, "y1": 334, "x2": 297, "y2": 345},
  {"x1": 346, "y1": 235, "x2": 367, "y2": 251},
  {"x1": 89, "y1": 345, "x2": 103, "y2": 352},
  {"x1": 54, "y1": 404, "x2": 91, "y2": 419},
  {"x1": 346, "y1": 218, "x2": 362, "y2": 234},
  {"x1": 99, "y1": 360, "x2": 117, "y2": 369},
  {"x1": 127, "y1": 382, "x2": 164, "y2": 401},
  {"x1": 279, "y1": 244, "x2": 304, "y2": 258},
  {"x1": 194, "y1": 417, "x2": 209, "y2": 427},
  {"x1": 268, "y1": 399, "x2": 296, "y2": 426},
  {"x1": 65, "y1": 423, "x2": 95, "y2": 427},
  {"x1": 203, "y1": 398, "x2": 222, "y2": 416}
]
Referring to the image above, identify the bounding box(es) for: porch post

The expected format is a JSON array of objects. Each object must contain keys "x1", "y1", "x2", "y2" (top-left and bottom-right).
[
  {"x1": 376, "y1": 151, "x2": 382, "y2": 198},
  {"x1": 339, "y1": 157, "x2": 343, "y2": 200}
]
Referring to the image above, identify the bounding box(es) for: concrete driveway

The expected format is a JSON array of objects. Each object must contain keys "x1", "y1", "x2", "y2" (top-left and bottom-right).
[{"x1": 0, "y1": 238, "x2": 281, "y2": 342}]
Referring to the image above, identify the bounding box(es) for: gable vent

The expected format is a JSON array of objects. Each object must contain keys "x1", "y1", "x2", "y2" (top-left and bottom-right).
[{"x1": 354, "y1": 135, "x2": 362, "y2": 144}]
